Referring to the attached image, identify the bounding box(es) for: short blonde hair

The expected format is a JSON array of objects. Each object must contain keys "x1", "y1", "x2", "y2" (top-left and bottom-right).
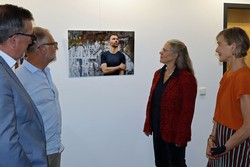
[{"x1": 216, "y1": 27, "x2": 250, "y2": 58}]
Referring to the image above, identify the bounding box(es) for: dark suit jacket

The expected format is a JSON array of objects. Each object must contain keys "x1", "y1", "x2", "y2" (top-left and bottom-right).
[
  {"x1": 0, "y1": 56, "x2": 48, "y2": 167},
  {"x1": 144, "y1": 68, "x2": 197, "y2": 146}
]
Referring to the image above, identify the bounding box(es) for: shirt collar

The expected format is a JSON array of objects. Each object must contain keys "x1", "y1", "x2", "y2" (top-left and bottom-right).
[
  {"x1": 0, "y1": 50, "x2": 16, "y2": 68},
  {"x1": 22, "y1": 59, "x2": 50, "y2": 74},
  {"x1": 160, "y1": 65, "x2": 179, "y2": 77}
]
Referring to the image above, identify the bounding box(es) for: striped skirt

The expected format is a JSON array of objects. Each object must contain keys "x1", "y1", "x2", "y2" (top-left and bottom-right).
[{"x1": 207, "y1": 123, "x2": 250, "y2": 167}]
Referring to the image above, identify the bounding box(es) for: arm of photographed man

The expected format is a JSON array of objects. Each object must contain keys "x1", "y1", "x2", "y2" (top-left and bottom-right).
[{"x1": 101, "y1": 63, "x2": 126, "y2": 75}]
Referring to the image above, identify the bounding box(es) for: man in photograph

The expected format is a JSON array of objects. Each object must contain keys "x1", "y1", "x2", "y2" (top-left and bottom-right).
[{"x1": 100, "y1": 34, "x2": 126, "y2": 75}]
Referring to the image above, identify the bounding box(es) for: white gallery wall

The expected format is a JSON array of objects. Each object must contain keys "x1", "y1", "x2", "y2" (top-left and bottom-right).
[{"x1": 2, "y1": 0, "x2": 250, "y2": 166}]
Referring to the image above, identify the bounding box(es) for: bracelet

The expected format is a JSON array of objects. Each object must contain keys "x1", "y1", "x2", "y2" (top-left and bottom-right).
[
  {"x1": 209, "y1": 134, "x2": 215, "y2": 139},
  {"x1": 208, "y1": 135, "x2": 216, "y2": 143}
]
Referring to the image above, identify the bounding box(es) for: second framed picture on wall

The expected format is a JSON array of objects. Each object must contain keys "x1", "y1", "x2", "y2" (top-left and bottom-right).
[{"x1": 68, "y1": 30, "x2": 135, "y2": 78}]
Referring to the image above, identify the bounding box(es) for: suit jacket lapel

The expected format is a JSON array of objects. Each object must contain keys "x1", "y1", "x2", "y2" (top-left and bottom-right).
[
  {"x1": 0, "y1": 56, "x2": 24, "y2": 88},
  {"x1": 0, "y1": 56, "x2": 45, "y2": 136}
]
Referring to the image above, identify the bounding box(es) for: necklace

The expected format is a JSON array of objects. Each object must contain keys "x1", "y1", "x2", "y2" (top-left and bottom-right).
[
  {"x1": 163, "y1": 66, "x2": 175, "y2": 83},
  {"x1": 164, "y1": 65, "x2": 175, "y2": 77},
  {"x1": 164, "y1": 72, "x2": 173, "y2": 77},
  {"x1": 164, "y1": 68, "x2": 174, "y2": 77}
]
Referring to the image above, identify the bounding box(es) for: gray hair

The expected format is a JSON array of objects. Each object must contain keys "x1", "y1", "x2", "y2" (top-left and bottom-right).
[
  {"x1": 168, "y1": 39, "x2": 194, "y2": 74},
  {"x1": 0, "y1": 4, "x2": 34, "y2": 44},
  {"x1": 27, "y1": 27, "x2": 50, "y2": 52}
]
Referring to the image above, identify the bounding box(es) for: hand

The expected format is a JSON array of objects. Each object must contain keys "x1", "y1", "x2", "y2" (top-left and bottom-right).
[
  {"x1": 119, "y1": 63, "x2": 126, "y2": 70},
  {"x1": 206, "y1": 138, "x2": 217, "y2": 159},
  {"x1": 211, "y1": 145, "x2": 226, "y2": 156},
  {"x1": 144, "y1": 132, "x2": 152, "y2": 136}
]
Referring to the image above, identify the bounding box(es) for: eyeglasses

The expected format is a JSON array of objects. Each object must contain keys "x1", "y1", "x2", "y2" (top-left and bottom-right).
[
  {"x1": 9, "y1": 32, "x2": 37, "y2": 43},
  {"x1": 38, "y1": 42, "x2": 58, "y2": 49}
]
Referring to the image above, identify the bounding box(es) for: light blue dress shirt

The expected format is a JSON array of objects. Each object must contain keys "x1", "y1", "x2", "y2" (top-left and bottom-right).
[
  {"x1": 16, "y1": 59, "x2": 64, "y2": 155},
  {"x1": 0, "y1": 50, "x2": 16, "y2": 68}
]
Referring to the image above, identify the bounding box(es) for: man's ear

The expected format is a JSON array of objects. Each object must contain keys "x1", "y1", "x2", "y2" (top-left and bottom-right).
[
  {"x1": 8, "y1": 35, "x2": 18, "y2": 49},
  {"x1": 38, "y1": 45, "x2": 46, "y2": 54}
]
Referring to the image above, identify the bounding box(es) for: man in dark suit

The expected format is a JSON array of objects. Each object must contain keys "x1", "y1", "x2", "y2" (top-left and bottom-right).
[{"x1": 0, "y1": 4, "x2": 48, "y2": 167}]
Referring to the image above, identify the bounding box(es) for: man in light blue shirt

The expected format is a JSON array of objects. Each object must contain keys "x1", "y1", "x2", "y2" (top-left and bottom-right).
[{"x1": 16, "y1": 27, "x2": 63, "y2": 167}]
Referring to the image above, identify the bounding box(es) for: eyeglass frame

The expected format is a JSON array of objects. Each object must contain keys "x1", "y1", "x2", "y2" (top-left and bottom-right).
[
  {"x1": 37, "y1": 42, "x2": 58, "y2": 49},
  {"x1": 9, "y1": 32, "x2": 37, "y2": 43}
]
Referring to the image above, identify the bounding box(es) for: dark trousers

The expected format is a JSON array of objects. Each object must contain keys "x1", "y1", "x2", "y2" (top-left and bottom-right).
[
  {"x1": 48, "y1": 152, "x2": 61, "y2": 167},
  {"x1": 153, "y1": 134, "x2": 187, "y2": 167}
]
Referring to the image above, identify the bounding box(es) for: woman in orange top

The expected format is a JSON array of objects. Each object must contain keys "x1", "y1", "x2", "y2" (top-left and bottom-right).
[{"x1": 206, "y1": 27, "x2": 250, "y2": 167}]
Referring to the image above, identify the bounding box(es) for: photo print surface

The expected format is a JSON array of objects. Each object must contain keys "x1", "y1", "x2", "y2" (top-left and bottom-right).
[{"x1": 68, "y1": 30, "x2": 135, "y2": 77}]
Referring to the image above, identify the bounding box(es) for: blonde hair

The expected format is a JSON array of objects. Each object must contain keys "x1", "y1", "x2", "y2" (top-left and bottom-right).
[{"x1": 216, "y1": 27, "x2": 250, "y2": 58}]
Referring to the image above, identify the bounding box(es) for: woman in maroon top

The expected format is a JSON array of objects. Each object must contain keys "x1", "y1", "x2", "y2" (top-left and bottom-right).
[{"x1": 143, "y1": 39, "x2": 197, "y2": 167}]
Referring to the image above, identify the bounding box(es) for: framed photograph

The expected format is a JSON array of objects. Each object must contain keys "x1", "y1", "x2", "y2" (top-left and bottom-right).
[{"x1": 68, "y1": 30, "x2": 135, "y2": 77}]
